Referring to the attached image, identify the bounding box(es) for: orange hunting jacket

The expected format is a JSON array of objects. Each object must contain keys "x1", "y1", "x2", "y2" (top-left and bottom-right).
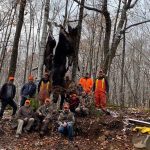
[{"x1": 79, "y1": 77, "x2": 93, "y2": 93}]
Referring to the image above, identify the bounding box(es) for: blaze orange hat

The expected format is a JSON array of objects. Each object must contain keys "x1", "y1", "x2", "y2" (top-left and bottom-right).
[
  {"x1": 28, "y1": 75, "x2": 34, "y2": 81},
  {"x1": 25, "y1": 99, "x2": 30, "y2": 104},
  {"x1": 9, "y1": 76, "x2": 14, "y2": 81}
]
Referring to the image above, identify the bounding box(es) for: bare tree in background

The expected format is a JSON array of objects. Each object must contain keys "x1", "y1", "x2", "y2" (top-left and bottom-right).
[
  {"x1": 73, "y1": 0, "x2": 150, "y2": 74},
  {"x1": 72, "y1": 0, "x2": 85, "y2": 81},
  {"x1": 8, "y1": 0, "x2": 27, "y2": 77},
  {"x1": 0, "y1": 2, "x2": 17, "y2": 75},
  {"x1": 38, "y1": 0, "x2": 50, "y2": 79}
]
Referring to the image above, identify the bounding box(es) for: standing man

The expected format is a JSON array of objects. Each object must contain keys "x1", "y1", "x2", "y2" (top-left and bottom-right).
[
  {"x1": 0, "y1": 76, "x2": 17, "y2": 120},
  {"x1": 79, "y1": 73, "x2": 93, "y2": 94},
  {"x1": 38, "y1": 72, "x2": 51, "y2": 105},
  {"x1": 20, "y1": 75, "x2": 36, "y2": 107},
  {"x1": 94, "y1": 69, "x2": 109, "y2": 112}
]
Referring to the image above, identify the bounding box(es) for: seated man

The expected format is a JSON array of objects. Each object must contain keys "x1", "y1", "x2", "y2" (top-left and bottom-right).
[
  {"x1": 16, "y1": 100, "x2": 34, "y2": 138},
  {"x1": 58, "y1": 103, "x2": 75, "y2": 141},
  {"x1": 75, "y1": 92, "x2": 89, "y2": 116},
  {"x1": 35, "y1": 98, "x2": 55, "y2": 136},
  {"x1": 68, "y1": 93, "x2": 80, "y2": 113}
]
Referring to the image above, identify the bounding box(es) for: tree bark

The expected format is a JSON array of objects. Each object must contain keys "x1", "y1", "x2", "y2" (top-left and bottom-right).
[
  {"x1": 72, "y1": 0, "x2": 85, "y2": 81},
  {"x1": 23, "y1": 1, "x2": 33, "y2": 84},
  {"x1": 102, "y1": 0, "x2": 111, "y2": 74},
  {"x1": 0, "y1": 3, "x2": 17, "y2": 74},
  {"x1": 120, "y1": 19, "x2": 127, "y2": 108},
  {"x1": 8, "y1": 0, "x2": 26, "y2": 77},
  {"x1": 38, "y1": 0, "x2": 50, "y2": 79},
  {"x1": 63, "y1": 0, "x2": 69, "y2": 28}
]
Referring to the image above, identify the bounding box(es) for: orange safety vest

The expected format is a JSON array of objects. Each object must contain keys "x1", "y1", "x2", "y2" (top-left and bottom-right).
[
  {"x1": 95, "y1": 78, "x2": 106, "y2": 93},
  {"x1": 39, "y1": 81, "x2": 51, "y2": 103},
  {"x1": 40, "y1": 81, "x2": 51, "y2": 92},
  {"x1": 79, "y1": 77, "x2": 93, "y2": 93}
]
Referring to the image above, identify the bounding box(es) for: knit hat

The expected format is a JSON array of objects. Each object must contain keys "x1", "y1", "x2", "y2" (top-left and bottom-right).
[
  {"x1": 25, "y1": 99, "x2": 30, "y2": 104},
  {"x1": 28, "y1": 75, "x2": 34, "y2": 81},
  {"x1": 9, "y1": 76, "x2": 14, "y2": 81}
]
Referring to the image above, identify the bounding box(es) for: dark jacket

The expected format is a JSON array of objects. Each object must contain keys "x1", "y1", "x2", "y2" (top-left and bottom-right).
[
  {"x1": 21, "y1": 82, "x2": 36, "y2": 98},
  {"x1": 17, "y1": 106, "x2": 34, "y2": 119},
  {"x1": 0, "y1": 83, "x2": 16, "y2": 99},
  {"x1": 69, "y1": 97, "x2": 80, "y2": 111}
]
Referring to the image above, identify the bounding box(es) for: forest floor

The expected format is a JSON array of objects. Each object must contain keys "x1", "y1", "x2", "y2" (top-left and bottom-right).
[{"x1": 0, "y1": 107, "x2": 150, "y2": 150}]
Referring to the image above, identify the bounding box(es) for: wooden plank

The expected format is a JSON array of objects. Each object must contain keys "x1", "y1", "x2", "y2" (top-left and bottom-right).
[{"x1": 128, "y1": 118, "x2": 150, "y2": 127}]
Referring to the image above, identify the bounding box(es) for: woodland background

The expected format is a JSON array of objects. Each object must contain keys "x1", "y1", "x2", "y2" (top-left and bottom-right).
[{"x1": 0, "y1": 0, "x2": 150, "y2": 108}]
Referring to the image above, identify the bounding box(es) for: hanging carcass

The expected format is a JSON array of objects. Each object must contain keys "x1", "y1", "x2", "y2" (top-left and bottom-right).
[
  {"x1": 44, "y1": 33, "x2": 56, "y2": 72},
  {"x1": 52, "y1": 25, "x2": 78, "y2": 87}
]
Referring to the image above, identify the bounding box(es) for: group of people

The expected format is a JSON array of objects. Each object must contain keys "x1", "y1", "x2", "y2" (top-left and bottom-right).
[{"x1": 0, "y1": 69, "x2": 109, "y2": 141}]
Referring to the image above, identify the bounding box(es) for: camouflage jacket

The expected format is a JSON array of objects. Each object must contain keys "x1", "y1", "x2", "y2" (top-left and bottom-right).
[{"x1": 58, "y1": 110, "x2": 75, "y2": 125}]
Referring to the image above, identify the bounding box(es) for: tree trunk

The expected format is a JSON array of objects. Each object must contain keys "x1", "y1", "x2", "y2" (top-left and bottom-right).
[
  {"x1": 29, "y1": 17, "x2": 35, "y2": 75},
  {"x1": 102, "y1": 0, "x2": 111, "y2": 74},
  {"x1": 37, "y1": 0, "x2": 50, "y2": 79},
  {"x1": 0, "y1": 3, "x2": 17, "y2": 74},
  {"x1": 72, "y1": 0, "x2": 85, "y2": 81},
  {"x1": 63, "y1": 0, "x2": 69, "y2": 28},
  {"x1": 120, "y1": 19, "x2": 127, "y2": 108},
  {"x1": 23, "y1": 2, "x2": 33, "y2": 84},
  {"x1": 8, "y1": 0, "x2": 26, "y2": 78}
]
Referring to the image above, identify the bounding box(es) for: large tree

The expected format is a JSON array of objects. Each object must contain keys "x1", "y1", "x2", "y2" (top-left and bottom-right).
[
  {"x1": 73, "y1": 0, "x2": 150, "y2": 74},
  {"x1": 37, "y1": 0, "x2": 50, "y2": 79},
  {"x1": 8, "y1": 0, "x2": 27, "y2": 77},
  {"x1": 72, "y1": 0, "x2": 85, "y2": 81}
]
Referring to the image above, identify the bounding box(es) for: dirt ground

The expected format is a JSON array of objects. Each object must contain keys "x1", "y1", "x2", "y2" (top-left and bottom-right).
[{"x1": 0, "y1": 108, "x2": 149, "y2": 150}]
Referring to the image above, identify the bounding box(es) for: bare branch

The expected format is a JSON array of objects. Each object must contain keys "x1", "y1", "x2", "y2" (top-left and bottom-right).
[
  {"x1": 73, "y1": 0, "x2": 102, "y2": 13},
  {"x1": 125, "y1": 20, "x2": 150, "y2": 31},
  {"x1": 65, "y1": 14, "x2": 87, "y2": 23},
  {"x1": 129, "y1": 0, "x2": 139, "y2": 9}
]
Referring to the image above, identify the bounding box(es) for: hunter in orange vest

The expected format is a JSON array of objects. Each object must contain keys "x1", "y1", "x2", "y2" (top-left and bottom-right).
[
  {"x1": 38, "y1": 72, "x2": 51, "y2": 105},
  {"x1": 79, "y1": 73, "x2": 93, "y2": 94},
  {"x1": 94, "y1": 69, "x2": 109, "y2": 110}
]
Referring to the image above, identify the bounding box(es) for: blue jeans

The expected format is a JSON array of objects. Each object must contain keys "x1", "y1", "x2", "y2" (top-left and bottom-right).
[{"x1": 58, "y1": 124, "x2": 73, "y2": 140}]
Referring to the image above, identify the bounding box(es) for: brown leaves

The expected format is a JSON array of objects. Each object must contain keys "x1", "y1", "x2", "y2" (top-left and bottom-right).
[{"x1": 0, "y1": 110, "x2": 140, "y2": 150}]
